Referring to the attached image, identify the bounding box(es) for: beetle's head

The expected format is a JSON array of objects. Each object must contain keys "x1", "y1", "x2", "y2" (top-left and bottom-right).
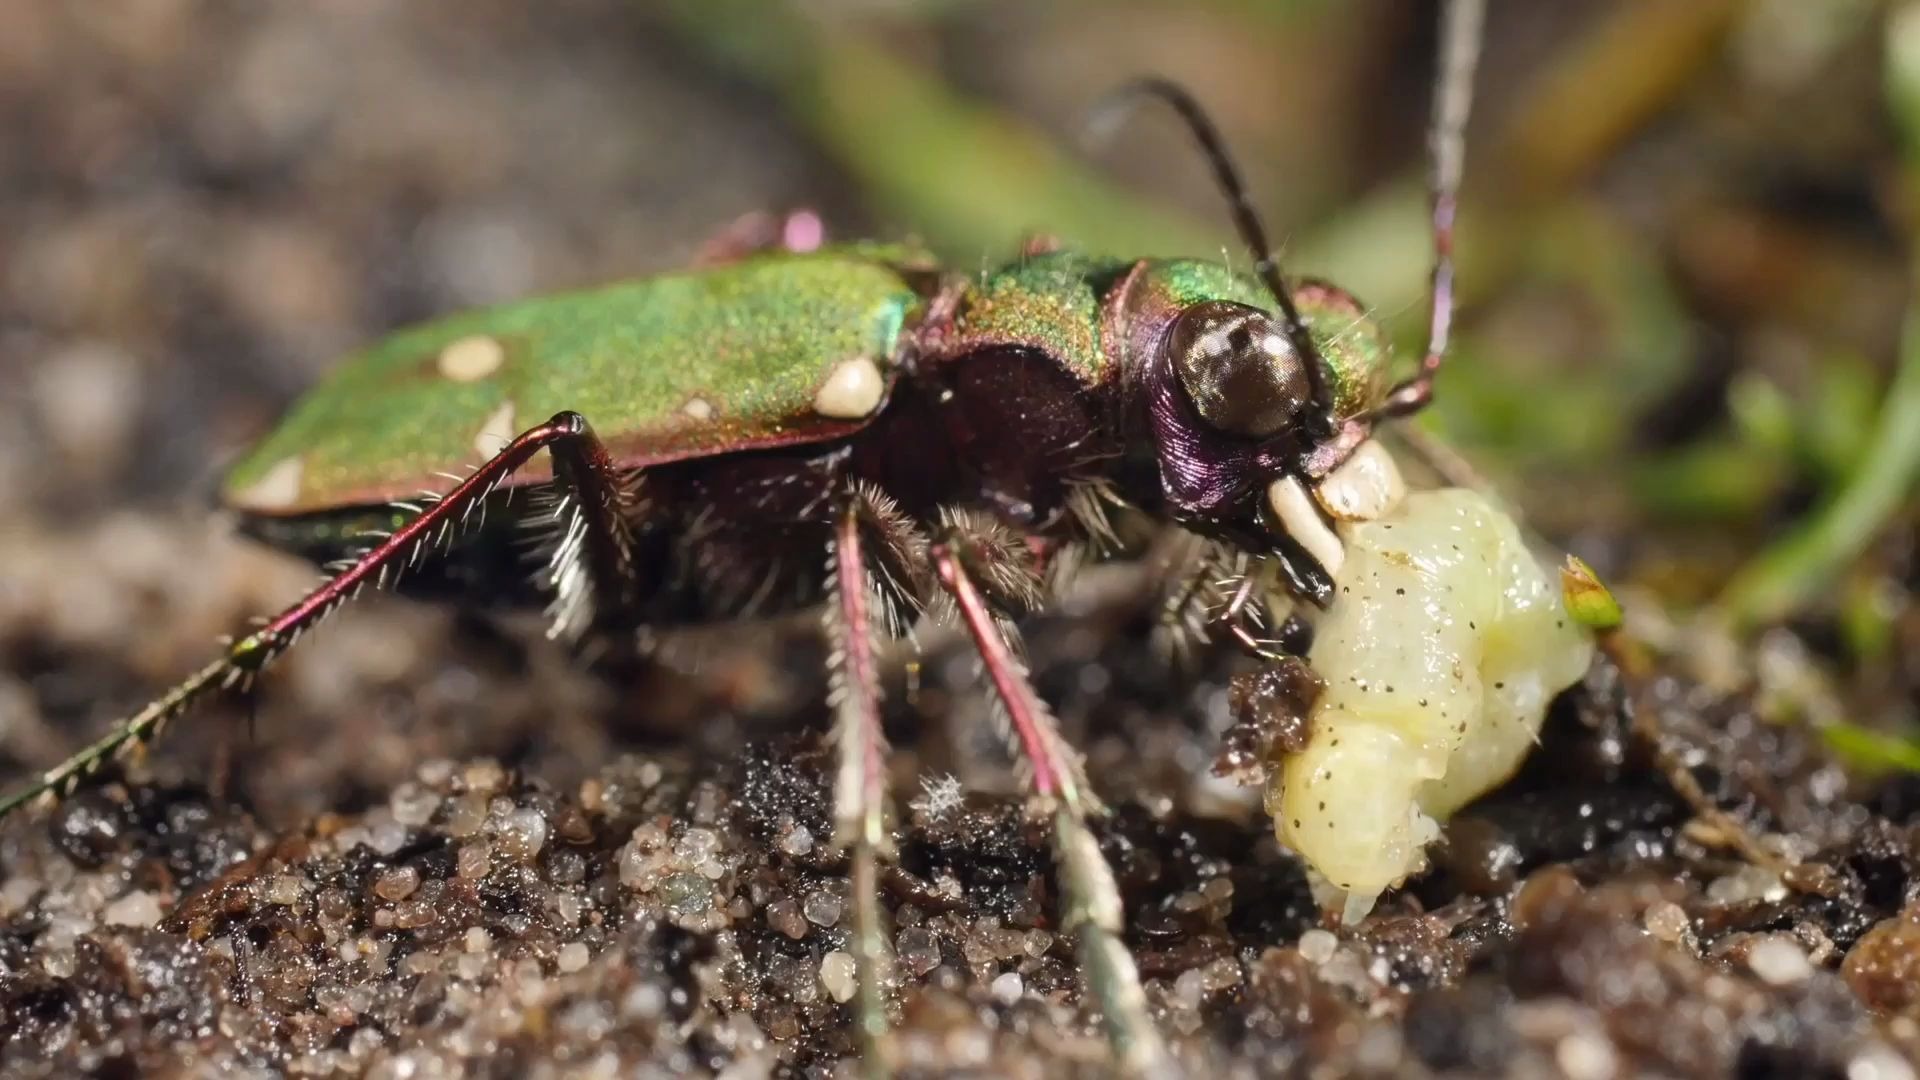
[
  {"x1": 1120, "y1": 263, "x2": 1403, "y2": 604},
  {"x1": 1163, "y1": 299, "x2": 1313, "y2": 441}
]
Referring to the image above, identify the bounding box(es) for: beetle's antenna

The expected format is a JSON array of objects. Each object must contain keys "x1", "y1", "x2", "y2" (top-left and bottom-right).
[
  {"x1": 1087, "y1": 78, "x2": 1337, "y2": 442},
  {"x1": 1371, "y1": 0, "x2": 1485, "y2": 421}
]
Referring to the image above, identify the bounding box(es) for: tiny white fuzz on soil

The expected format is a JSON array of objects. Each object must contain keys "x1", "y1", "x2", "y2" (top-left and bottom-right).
[{"x1": 1270, "y1": 488, "x2": 1593, "y2": 924}]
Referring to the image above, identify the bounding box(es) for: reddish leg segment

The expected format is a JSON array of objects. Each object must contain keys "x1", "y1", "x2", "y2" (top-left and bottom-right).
[
  {"x1": 0, "y1": 411, "x2": 641, "y2": 817},
  {"x1": 931, "y1": 541, "x2": 1079, "y2": 804},
  {"x1": 1372, "y1": 0, "x2": 1484, "y2": 421},
  {"x1": 929, "y1": 527, "x2": 1166, "y2": 1074},
  {"x1": 826, "y1": 498, "x2": 897, "y2": 1075}
]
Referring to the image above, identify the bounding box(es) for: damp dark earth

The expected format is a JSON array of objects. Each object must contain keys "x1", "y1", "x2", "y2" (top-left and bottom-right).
[{"x1": 4, "y1": 3, "x2": 1920, "y2": 1078}]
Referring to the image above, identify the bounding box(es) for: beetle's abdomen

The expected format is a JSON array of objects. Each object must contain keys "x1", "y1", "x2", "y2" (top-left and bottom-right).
[{"x1": 223, "y1": 251, "x2": 921, "y2": 516}]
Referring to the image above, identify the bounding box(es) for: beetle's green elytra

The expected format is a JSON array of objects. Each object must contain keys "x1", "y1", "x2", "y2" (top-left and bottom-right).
[{"x1": 224, "y1": 250, "x2": 921, "y2": 515}]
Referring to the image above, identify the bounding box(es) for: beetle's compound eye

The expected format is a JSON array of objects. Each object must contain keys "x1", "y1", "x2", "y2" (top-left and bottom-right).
[{"x1": 1168, "y1": 300, "x2": 1309, "y2": 439}]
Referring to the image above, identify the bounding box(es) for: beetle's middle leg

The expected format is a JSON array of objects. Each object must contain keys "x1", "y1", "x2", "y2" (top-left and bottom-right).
[
  {"x1": 929, "y1": 510, "x2": 1168, "y2": 1075},
  {"x1": 0, "y1": 411, "x2": 636, "y2": 818},
  {"x1": 822, "y1": 483, "x2": 929, "y2": 1076}
]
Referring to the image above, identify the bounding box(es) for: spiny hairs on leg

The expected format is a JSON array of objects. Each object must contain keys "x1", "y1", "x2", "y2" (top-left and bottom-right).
[
  {"x1": 823, "y1": 485, "x2": 929, "y2": 1076},
  {"x1": 922, "y1": 507, "x2": 1044, "y2": 653},
  {"x1": 0, "y1": 411, "x2": 625, "y2": 822},
  {"x1": 530, "y1": 445, "x2": 645, "y2": 644},
  {"x1": 1151, "y1": 533, "x2": 1241, "y2": 665},
  {"x1": 928, "y1": 509, "x2": 1080, "y2": 801},
  {"x1": 929, "y1": 522, "x2": 1166, "y2": 1073},
  {"x1": 0, "y1": 658, "x2": 230, "y2": 817}
]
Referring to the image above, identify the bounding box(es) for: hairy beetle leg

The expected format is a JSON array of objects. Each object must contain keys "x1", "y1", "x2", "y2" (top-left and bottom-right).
[
  {"x1": 824, "y1": 496, "x2": 907, "y2": 1076},
  {"x1": 0, "y1": 411, "x2": 641, "y2": 820},
  {"x1": 930, "y1": 527, "x2": 1169, "y2": 1076},
  {"x1": 539, "y1": 417, "x2": 645, "y2": 642}
]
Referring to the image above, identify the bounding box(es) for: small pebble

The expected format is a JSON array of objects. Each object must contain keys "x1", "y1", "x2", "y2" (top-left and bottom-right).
[
  {"x1": 394, "y1": 901, "x2": 435, "y2": 929},
  {"x1": 767, "y1": 899, "x2": 808, "y2": 940},
  {"x1": 819, "y1": 950, "x2": 857, "y2": 1004},
  {"x1": 266, "y1": 875, "x2": 303, "y2": 906},
  {"x1": 444, "y1": 795, "x2": 488, "y2": 838},
  {"x1": 457, "y1": 841, "x2": 492, "y2": 881},
  {"x1": 577, "y1": 778, "x2": 606, "y2": 812},
  {"x1": 498, "y1": 808, "x2": 549, "y2": 861},
  {"x1": 373, "y1": 866, "x2": 420, "y2": 902},
  {"x1": 1555, "y1": 1030, "x2": 1617, "y2": 1080},
  {"x1": 897, "y1": 927, "x2": 941, "y2": 975},
  {"x1": 465, "y1": 927, "x2": 492, "y2": 954},
  {"x1": 1706, "y1": 865, "x2": 1787, "y2": 906},
  {"x1": 369, "y1": 821, "x2": 408, "y2": 856},
  {"x1": 547, "y1": 849, "x2": 586, "y2": 886},
  {"x1": 318, "y1": 888, "x2": 352, "y2": 923},
  {"x1": 660, "y1": 872, "x2": 712, "y2": 919},
  {"x1": 1848, "y1": 1042, "x2": 1918, "y2": 1080},
  {"x1": 618, "y1": 843, "x2": 655, "y2": 889},
  {"x1": 1298, "y1": 928, "x2": 1338, "y2": 965},
  {"x1": 556, "y1": 942, "x2": 590, "y2": 974},
  {"x1": 1644, "y1": 901, "x2": 1690, "y2": 943},
  {"x1": 778, "y1": 825, "x2": 814, "y2": 857},
  {"x1": 390, "y1": 783, "x2": 441, "y2": 827},
  {"x1": 676, "y1": 828, "x2": 719, "y2": 861},
  {"x1": 990, "y1": 971, "x2": 1024, "y2": 1005},
  {"x1": 1747, "y1": 937, "x2": 1813, "y2": 986},
  {"x1": 622, "y1": 984, "x2": 666, "y2": 1019},
  {"x1": 802, "y1": 889, "x2": 843, "y2": 927},
  {"x1": 1200, "y1": 957, "x2": 1241, "y2": 991},
  {"x1": 103, "y1": 891, "x2": 163, "y2": 928},
  {"x1": 463, "y1": 760, "x2": 506, "y2": 794}
]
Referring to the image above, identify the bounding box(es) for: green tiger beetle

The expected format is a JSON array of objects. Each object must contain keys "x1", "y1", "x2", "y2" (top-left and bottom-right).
[{"x1": 4, "y1": 2, "x2": 1489, "y2": 1073}]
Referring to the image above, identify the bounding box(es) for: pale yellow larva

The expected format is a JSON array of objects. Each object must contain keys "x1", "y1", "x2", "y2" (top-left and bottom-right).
[{"x1": 1269, "y1": 487, "x2": 1593, "y2": 925}]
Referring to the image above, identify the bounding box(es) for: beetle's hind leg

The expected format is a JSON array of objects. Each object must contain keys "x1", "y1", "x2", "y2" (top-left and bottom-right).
[
  {"x1": 929, "y1": 510, "x2": 1169, "y2": 1075},
  {"x1": 0, "y1": 411, "x2": 639, "y2": 820}
]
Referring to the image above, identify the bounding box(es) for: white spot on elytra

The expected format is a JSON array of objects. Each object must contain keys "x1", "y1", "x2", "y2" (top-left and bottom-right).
[
  {"x1": 233, "y1": 455, "x2": 304, "y2": 510},
  {"x1": 473, "y1": 400, "x2": 517, "y2": 458},
  {"x1": 682, "y1": 397, "x2": 715, "y2": 422},
  {"x1": 437, "y1": 335, "x2": 506, "y2": 382},
  {"x1": 812, "y1": 356, "x2": 884, "y2": 419}
]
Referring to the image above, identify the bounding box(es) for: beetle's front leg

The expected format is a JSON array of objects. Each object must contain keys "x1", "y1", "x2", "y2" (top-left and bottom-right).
[
  {"x1": 929, "y1": 511, "x2": 1168, "y2": 1076},
  {"x1": 0, "y1": 411, "x2": 636, "y2": 819}
]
